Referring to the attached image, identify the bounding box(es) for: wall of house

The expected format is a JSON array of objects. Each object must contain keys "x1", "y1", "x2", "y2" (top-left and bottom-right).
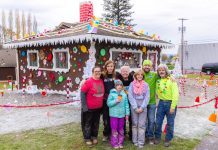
[
  {"x1": 17, "y1": 39, "x2": 161, "y2": 93},
  {"x1": 17, "y1": 41, "x2": 90, "y2": 92}
]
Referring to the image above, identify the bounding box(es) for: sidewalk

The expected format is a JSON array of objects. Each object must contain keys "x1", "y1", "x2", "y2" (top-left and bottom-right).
[{"x1": 196, "y1": 126, "x2": 218, "y2": 150}]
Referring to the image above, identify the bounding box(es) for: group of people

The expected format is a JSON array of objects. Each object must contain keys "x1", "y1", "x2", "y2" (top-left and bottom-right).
[{"x1": 80, "y1": 59, "x2": 179, "y2": 149}]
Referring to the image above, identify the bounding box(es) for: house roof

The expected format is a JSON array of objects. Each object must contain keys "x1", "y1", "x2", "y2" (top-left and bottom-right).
[{"x1": 3, "y1": 20, "x2": 174, "y2": 49}]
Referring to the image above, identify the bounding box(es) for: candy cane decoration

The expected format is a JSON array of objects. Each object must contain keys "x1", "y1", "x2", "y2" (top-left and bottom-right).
[
  {"x1": 66, "y1": 77, "x2": 71, "y2": 99},
  {"x1": 214, "y1": 79, "x2": 218, "y2": 97},
  {"x1": 22, "y1": 76, "x2": 26, "y2": 95},
  {"x1": 202, "y1": 79, "x2": 208, "y2": 100}
]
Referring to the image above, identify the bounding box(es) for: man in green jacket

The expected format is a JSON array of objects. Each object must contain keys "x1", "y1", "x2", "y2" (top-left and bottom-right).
[{"x1": 143, "y1": 59, "x2": 158, "y2": 144}]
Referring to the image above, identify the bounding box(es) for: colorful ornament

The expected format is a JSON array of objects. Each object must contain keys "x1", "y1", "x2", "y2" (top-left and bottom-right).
[
  {"x1": 49, "y1": 72, "x2": 55, "y2": 82},
  {"x1": 47, "y1": 53, "x2": 53, "y2": 61},
  {"x1": 100, "y1": 49, "x2": 106, "y2": 56},
  {"x1": 80, "y1": 45, "x2": 87, "y2": 53},
  {"x1": 41, "y1": 90, "x2": 47, "y2": 97},
  {"x1": 37, "y1": 71, "x2": 42, "y2": 77},
  {"x1": 73, "y1": 47, "x2": 78, "y2": 53},
  {"x1": 58, "y1": 76, "x2": 64, "y2": 83},
  {"x1": 21, "y1": 51, "x2": 26, "y2": 57},
  {"x1": 142, "y1": 47, "x2": 147, "y2": 53}
]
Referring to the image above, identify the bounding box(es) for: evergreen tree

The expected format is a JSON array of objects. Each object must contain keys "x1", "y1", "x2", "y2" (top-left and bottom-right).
[
  {"x1": 21, "y1": 11, "x2": 26, "y2": 38},
  {"x1": 15, "y1": 10, "x2": 21, "y2": 39},
  {"x1": 102, "y1": 0, "x2": 135, "y2": 26}
]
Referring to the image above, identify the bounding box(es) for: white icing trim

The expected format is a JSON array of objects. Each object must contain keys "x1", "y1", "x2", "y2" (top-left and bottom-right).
[
  {"x1": 147, "y1": 50, "x2": 158, "y2": 71},
  {"x1": 3, "y1": 34, "x2": 174, "y2": 49},
  {"x1": 27, "y1": 50, "x2": 39, "y2": 70},
  {"x1": 52, "y1": 47, "x2": 70, "y2": 73},
  {"x1": 109, "y1": 47, "x2": 143, "y2": 70}
]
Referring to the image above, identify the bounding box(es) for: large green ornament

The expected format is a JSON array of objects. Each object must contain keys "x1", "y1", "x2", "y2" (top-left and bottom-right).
[
  {"x1": 58, "y1": 76, "x2": 64, "y2": 83},
  {"x1": 100, "y1": 49, "x2": 106, "y2": 56}
]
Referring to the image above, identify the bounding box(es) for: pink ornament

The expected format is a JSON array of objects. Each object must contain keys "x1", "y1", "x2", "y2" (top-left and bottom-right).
[{"x1": 38, "y1": 71, "x2": 42, "y2": 77}]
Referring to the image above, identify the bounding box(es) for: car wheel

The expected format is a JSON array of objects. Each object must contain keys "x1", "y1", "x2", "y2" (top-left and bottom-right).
[{"x1": 206, "y1": 70, "x2": 211, "y2": 75}]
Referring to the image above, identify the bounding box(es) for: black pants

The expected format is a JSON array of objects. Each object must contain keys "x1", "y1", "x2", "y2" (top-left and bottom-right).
[
  {"x1": 102, "y1": 100, "x2": 111, "y2": 137},
  {"x1": 81, "y1": 109, "x2": 101, "y2": 140}
]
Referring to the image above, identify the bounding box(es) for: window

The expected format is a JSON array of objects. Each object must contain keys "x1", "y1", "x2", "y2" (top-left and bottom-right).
[
  {"x1": 53, "y1": 48, "x2": 70, "y2": 73},
  {"x1": 27, "y1": 50, "x2": 39, "y2": 70},
  {"x1": 110, "y1": 48, "x2": 142, "y2": 70}
]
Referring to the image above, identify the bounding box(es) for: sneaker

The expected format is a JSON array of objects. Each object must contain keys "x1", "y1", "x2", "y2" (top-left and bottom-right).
[
  {"x1": 164, "y1": 140, "x2": 170, "y2": 147},
  {"x1": 149, "y1": 139, "x2": 154, "y2": 145},
  {"x1": 85, "y1": 140, "x2": 92, "y2": 146},
  {"x1": 138, "y1": 145, "x2": 144, "y2": 149},
  {"x1": 102, "y1": 136, "x2": 108, "y2": 142},
  {"x1": 134, "y1": 143, "x2": 138, "y2": 147},
  {"x1": 92, "y1": 139, "x2": 98, "y2": 145},
  {"x1": 119, "y1": 145, "x2": 124, "y2": 149},
  {"x1": 154, "y1": 139, "x2": 161, "y2": 145}
]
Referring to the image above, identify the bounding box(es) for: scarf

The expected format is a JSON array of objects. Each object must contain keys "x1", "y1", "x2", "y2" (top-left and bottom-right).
[{"x1": 132, "y1": 79, "x2": 146, "y2": 95}]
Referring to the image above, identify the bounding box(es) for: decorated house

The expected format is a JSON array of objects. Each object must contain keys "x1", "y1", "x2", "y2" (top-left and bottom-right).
[{"x1": 3, "y1": 19, "x2": 173, "y2": 95}]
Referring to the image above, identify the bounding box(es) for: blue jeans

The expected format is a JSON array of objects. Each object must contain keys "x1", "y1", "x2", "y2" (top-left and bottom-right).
[
  {"x1": 145, "y1": 104, "x2": 156, "y2": 139},
  {"x1": 155, "y1": 100, "x2": 177, "y2": 141}
]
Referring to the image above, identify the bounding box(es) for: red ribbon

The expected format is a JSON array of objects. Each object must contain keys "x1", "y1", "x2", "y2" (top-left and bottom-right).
[{"x1": 215, "y1": 97, "x2": 218, "y2": 109}]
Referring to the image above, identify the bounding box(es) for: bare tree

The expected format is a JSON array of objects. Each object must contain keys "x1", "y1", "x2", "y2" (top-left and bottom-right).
[
  {"x1": 27, "y1": 12, "x2": 32, "y2": 35},
  {"x1": 8, "y1": 10, "x2": 13, "y2": 40},
  {"x1": 1, "y1": 10, "x2": 6, "y2": 41},
  {"x1": 15, "y1": 10, "x2": 21, "y2": 39},
  {"x1": 21, "y1": 11, "x2": 26, "y2": 38},
  {"x1": 33, "y1": 15, "x2": 37, "y2": 34}
]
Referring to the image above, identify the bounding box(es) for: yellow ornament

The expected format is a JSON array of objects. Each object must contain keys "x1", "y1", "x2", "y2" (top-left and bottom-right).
[
  {"x1": 142, "y1": 47, "x2": 147, "y2": 53},
  {"x1": 80, "y1": 45, "x2": 87, "y2": 53}
]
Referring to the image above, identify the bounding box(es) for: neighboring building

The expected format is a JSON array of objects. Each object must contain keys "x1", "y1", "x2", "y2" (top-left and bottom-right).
[
  {"x1": 0, "y1": 45, "x2": 17, "y2": 81},
  {"x1": 178, "y1": 42, "x2": 218, "y2": 73},
  {"x1": 3, "y1": 19, "x2": 172, "y2": 94}
]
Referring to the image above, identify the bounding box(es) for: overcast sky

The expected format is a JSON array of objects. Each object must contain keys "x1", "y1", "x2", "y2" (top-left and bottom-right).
[{"x1": 1, "y1": 0, "x2": 218, "y2": 54}]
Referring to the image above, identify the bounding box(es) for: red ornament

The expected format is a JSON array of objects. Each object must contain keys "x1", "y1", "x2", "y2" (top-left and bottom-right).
[
  {"x1": 163, "y1": 124, "x2": 167, "y2": 134},
  {"x1": 195, "y1": 96, "x2": 200, "y2": 103},
  {"x1": 49, "y1": 72, "x2": 55, "y2": 82},
  {"x1": 47, "y1": 53, "x2": 53, "y2": 61},
  {"x1": 41, "y1": 90, "x2": 47, "y2": 97}
]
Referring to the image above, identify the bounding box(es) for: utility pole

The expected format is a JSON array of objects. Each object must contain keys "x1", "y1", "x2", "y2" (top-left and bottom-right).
[{"x1": 178, "y1": 18, "x2": 188, "y2": 74}]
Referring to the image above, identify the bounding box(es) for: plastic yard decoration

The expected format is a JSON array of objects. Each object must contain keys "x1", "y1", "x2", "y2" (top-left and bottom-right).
[{"x1": 208, "y1": 112, "x2": 217, "y2": 123}]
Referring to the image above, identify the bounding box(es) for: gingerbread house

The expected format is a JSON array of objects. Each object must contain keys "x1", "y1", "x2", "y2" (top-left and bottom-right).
[{"x1": 3, "y1": 19, "x2": 173, "y2": 95}]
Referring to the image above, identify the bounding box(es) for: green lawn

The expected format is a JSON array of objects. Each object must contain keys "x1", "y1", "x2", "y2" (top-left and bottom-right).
[
  {"x1": 0, "y1": 123, "x2": 200, "y2": 150},
  {"x1": 186, "y1": 74, "x2": 218, "y2": 80}
]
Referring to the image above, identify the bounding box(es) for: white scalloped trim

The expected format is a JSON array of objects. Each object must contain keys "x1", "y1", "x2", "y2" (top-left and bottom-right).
[{"x1": 3, "y1": 34, "x2": 174, "y2": 49}]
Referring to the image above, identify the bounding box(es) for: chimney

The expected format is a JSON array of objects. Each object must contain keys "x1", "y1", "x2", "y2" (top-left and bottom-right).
[{"x1": 80, "y1": 1, "x2": 93, "y2": 22}]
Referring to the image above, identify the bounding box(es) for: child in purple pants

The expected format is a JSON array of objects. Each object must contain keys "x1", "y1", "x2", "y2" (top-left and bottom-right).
[{"x1": 107, "y1": 80, "x2": 130, "y2": 149}]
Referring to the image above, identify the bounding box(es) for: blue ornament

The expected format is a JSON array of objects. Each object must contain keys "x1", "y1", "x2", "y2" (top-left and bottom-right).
[{"x1": 21, "y1": 51, "x2": 26, "y2": 57}]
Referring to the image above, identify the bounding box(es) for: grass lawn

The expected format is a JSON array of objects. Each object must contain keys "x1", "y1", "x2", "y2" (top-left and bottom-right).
[
  {"x1": 186, "y1": 74, "x2": 218, "y2": 80},
  {"x1": 0, "y1": 123, "x2": 200, "y2": 150}
]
